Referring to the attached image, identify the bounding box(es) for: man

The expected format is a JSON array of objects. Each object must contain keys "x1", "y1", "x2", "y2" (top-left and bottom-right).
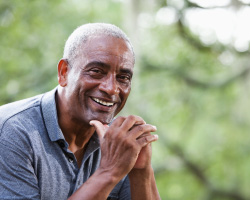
[{"x1": 0, "y1": 23, "x2": 160, "y2": 200}]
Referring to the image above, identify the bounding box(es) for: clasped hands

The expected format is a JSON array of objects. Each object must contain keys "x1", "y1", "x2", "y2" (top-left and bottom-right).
[{"x1": 90, "y1": 115, "x2": 158, "y2": 180}]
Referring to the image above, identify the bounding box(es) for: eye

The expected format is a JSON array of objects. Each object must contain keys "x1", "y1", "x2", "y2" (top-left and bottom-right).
[
  {"x1": 117, "y1": 74, "x2": 131, "y2": 83},
  {"x1": 89, "y1": 68, "x2": 104, "y2": 75},
  {"x1": 90, "y1": 69, "x2": 102, "y2": 74},
  {"x1": 88, "y1": 68, "x2": 105, "y2": 78}
]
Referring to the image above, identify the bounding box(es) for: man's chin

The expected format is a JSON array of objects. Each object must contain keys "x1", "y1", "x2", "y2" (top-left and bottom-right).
[{"x1": 89, "y1": 115, "x2": 114, "y2": 125}]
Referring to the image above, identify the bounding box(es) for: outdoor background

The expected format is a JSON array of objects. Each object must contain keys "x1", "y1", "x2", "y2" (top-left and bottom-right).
[{"x1": 1, "y1": 0, "x2": 250, "y2": 199}]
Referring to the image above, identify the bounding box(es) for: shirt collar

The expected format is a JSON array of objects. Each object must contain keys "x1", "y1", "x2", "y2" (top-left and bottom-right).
[{"x1": 41, "y1": 87, "x2": 65, "y2": 142}]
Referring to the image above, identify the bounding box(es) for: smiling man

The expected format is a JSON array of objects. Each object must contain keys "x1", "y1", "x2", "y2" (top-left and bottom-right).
[{"x1": 0, "y1": 23, "x2": 160, "y2": 200}]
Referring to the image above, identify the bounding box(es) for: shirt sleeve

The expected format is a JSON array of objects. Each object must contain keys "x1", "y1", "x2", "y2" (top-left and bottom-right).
[
  {"x1": 117, "y1": 176, "x2": 131, "y2": 200},
  {"x1": 107, "y1": 175, "x2": 131, "y2": 200},
  {"x1": 0, "y1": 122, "x2": 40, "y2": 200}
]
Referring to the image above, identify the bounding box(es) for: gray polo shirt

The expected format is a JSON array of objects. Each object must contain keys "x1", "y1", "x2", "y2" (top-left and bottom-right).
[{"x1": 0, "y1": 88, "x2": 130, "y2": 200}]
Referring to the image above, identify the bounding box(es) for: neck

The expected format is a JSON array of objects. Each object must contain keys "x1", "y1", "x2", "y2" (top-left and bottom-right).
[{"x1": 55, "y1": 89, "x2": 96, "y2": 153}]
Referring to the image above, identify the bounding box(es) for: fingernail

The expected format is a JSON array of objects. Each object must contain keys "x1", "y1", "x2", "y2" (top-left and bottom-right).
[{"x1": 152, "y1": 125, "x2": 157, "y2": 130}]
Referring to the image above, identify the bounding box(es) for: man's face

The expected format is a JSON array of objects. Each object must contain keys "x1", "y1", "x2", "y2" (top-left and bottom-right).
[{"x1": 63, "y1": 35, "x2": 134, "y2": 125}]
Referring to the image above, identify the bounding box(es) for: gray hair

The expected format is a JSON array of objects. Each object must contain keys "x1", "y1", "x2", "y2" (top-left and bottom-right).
[{"x1": 63, "y1": 23, "x2": 135, "y2": 62}]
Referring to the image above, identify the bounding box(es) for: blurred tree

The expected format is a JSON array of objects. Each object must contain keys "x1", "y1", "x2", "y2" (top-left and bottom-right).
[{"x1": 1, "y1": 0, "x2": 250, "y2": 199}]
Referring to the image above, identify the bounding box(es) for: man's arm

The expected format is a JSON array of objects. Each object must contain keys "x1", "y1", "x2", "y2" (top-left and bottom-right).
[
  {"x1": 68, "y1": 167, "x2": 120, "y2": 200},
  {"x1": 129, "y1": 157, "x2": 161, "y2": 200},
  {"x1": 69, "y1": 115, "x2": 159, "y2": 200},
  {"x1": 0, "y1": 127, "x2": 40, "y2": 199},
  {"x1": 128, "y1": 130, "x2": 161, "y2": 200}
]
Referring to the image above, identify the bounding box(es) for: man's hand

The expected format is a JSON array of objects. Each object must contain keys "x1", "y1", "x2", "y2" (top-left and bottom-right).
[
  {"x1": 90, "y1": 115, "x2": 158, "y2": 180},
  {"x1": 133, "y1": 135, "x2": 156, "y2": 169}
]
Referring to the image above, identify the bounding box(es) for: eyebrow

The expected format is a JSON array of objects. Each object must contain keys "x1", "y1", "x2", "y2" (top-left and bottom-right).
[
  {"x1": 85, "y1": 61, "x2": 109, "y2": 69},
  {"x1": 85, "y1": 61, "x2": 133, "y2": 77},
  {"x1": 120, "y1": 68, "x2": 133, "y2": 77}
]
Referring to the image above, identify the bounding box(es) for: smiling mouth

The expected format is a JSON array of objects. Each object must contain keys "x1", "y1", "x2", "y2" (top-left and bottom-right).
[{"x1": 92, "y1": 97, "x2": 115, "y2": 107}]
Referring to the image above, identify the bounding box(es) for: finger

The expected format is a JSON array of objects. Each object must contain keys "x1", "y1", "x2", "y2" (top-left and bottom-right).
[
  {"x1": 109, "y1": 116, "x2": 126, "y2": 128},
  {"x1": 130, "y1": 124, "x2": 157, "y2": 139},
  {"x1": 136, "y1": 132, "x2": 151, "y2": 139},
  {"x1": 89, "y1": 120, "x2": 109, "y2": 139},
  {"x1": 136, "y1": 134, "x2": 159, "y2": 148},
  {"x1": 120, "y1": 115, "x2": 146, "y2": 132}
]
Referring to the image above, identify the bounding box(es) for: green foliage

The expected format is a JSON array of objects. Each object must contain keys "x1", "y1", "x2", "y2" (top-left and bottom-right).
[{"x1": 1, "y1": 0, "x2": 250, "y2": 199}]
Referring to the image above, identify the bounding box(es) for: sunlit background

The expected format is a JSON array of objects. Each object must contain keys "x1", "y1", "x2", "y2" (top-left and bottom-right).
[{"x1": 1, "y1": 0, "x2": 250, "y2": 199}]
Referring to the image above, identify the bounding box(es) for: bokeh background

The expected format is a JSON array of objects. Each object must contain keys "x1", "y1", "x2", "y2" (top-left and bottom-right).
[{"x1": 1, "y1": 0, "x2": 250, "y2": 199}]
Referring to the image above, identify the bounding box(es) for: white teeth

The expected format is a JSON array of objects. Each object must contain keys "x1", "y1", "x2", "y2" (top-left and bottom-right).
[{"x1": 92, "y1": 98, "x2": 114, "y2": 107}]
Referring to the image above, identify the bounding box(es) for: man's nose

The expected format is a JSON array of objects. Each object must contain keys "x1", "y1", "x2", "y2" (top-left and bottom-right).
[{"x1": 99, "y1": 74, "x2": 119, "y2": 95}]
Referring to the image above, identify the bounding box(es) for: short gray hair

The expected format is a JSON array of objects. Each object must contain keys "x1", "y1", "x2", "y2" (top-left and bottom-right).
[{"x1": 63, "y1": 23, "x2": 135, "y2": 62}]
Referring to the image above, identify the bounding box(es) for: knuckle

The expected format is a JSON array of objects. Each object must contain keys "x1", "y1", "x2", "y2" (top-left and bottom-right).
[
  {"x1": 128, "y1": 115, "x2": 145, "y2": 124},
  {"x1": 137, "y1": 125, "x2": 144, "y2": 133},
  {"x1": 120, "y1": 116, "x2": 126, "y2": 120},
  {"x1": 143, "y1": 136, "x2": 149, "y2": 143},
  {"x1": 111, "y1": 116, "x2": 126, "y2": 127},
  {"x1": 137, "y1": 136, "x2": 151, "y2": 147},
  {"x1": 129, "y1": 115, "x2": 143, "y2": 121},
  {"x1": 116, "y1": 116, "x2": 126, "y2": 122},
  {"x1": 128, "y1": 115, "x2": 136, "y2": 121},
  {"x1": 123, "y1": 137, "x2": 136, "y2": 148}
]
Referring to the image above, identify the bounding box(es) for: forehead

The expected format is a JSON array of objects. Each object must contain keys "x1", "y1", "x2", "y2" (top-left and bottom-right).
[{"x1": 79, "y1": 35, "x2": 135, "y2": 67}]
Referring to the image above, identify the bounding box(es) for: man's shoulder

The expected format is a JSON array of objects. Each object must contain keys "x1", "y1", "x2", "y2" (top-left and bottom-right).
[{"x1": 0, "y1": 93, "x2": 44, "y2": 132}]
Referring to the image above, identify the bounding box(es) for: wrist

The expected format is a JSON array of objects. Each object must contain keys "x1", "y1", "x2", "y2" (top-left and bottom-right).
[
  {"x1": 96, "y1": 167, "x2": 121, "y2": 186},
  {"x1": 128, "y1": 166, "x2": 155, "y2": 200},
  {"x1": 129, "y1": 165, "x2": 153, "y2": 179},
  {"x1": 69, "y1": 167, "x2": 122, "y2": 200}
]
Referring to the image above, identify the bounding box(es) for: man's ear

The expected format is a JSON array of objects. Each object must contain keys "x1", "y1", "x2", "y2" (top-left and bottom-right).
[{"x1": 58, "y1": 59, "x2": 70, "y2": 87}]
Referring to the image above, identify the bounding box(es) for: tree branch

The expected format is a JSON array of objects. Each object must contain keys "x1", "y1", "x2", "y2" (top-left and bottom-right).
[
  {"x1": 154, "y1": 143, "x2": 249, "y2": 200},
  {"x1": 143, "y1": 61, "x2": 250, "y2": 89},
  {"x1": 177, "y1": 12, "x2": 250, "y2": 56},
  {"x1": 170, "y1": 144, "x2": 211, "y2": 187},
  {"x1": 184, "y1": 0, "x2": 250, "y2": 9}
]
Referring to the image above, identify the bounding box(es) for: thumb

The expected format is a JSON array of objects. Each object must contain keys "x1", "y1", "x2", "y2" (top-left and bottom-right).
[{"x1": 89, "y1": 120, "x2": 109, "y2": 139}]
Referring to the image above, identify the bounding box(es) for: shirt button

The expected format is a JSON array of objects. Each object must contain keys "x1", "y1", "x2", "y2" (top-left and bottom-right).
[
  {"x1": 58, "y1": 140, "x2": 65, "y2": 148},
  {"x1": 68, "y1": 158, "x2": 74, "y2": 163}
]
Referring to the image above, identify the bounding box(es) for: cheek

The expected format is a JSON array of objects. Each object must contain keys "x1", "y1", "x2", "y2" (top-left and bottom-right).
[
  {"x1": 121, "y1": 86, "x2": 131, "y2": 98},
  {"x1": 118, "y1": 86, "x2": 131, "y2": 106},
  {"x1": 73, "y1": 74, "x2": 97, "y2": 90},
  {"x1": 81, "y1": 80, "x2": 100, "y2": 93}
]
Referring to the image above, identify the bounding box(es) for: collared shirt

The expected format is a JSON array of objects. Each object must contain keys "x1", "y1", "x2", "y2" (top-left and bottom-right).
[{"x1": 0, "y1": 88, "x2": 130, "y2": 200}]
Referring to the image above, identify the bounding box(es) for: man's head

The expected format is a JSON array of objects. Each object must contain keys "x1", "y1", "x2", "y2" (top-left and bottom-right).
[
  {"x1": 57, "y1": 23, "x2": 135, "y2": 125},
  {"x1": 63, "y1": 23, "x2": 135, "y2": 65}
]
